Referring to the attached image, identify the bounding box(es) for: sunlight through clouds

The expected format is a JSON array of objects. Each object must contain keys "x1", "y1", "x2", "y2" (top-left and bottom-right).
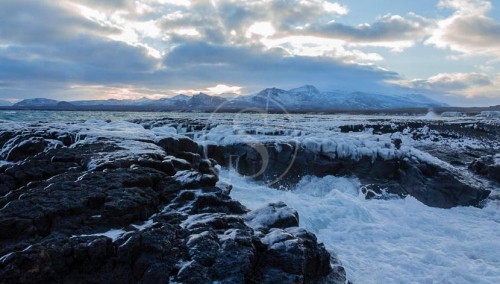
[
  {"x1": 172, "y1": 84, "x2": 242, "y2": 96},
  {"x1": 426, "y1": 0, "x2": 500, "y2": 59},
  {"x1": 391, "y1": 72, "x2": 500, "y2": 99},
  {"x1": 0, "y1": 0, "x2": 499, "y2": 105},
  {"x1": 246, "y1": 22, "x2": 276, "y2": 38}
]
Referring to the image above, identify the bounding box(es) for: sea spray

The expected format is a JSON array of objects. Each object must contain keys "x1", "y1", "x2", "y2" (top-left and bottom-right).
[{"x1": 218, "y1": 169, "x2": 500, "y2": 283}]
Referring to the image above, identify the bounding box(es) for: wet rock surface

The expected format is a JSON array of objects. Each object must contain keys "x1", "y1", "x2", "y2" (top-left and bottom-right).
[
  {"x1": 0, "y1": 122, "x2": 344, "y2": 284},
  {"x1": 469, "y1": 155, "x2": 500, "y2": 183},
  {"x1": 212, "y1": 142, "x2": 491, "y2": 208},
  {"x1": 193, "y1": 117, "x2": 500, "y2": 208}
]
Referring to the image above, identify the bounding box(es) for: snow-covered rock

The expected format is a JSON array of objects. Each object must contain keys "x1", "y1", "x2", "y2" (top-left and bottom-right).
[{"x1": 244, "y1": 201, "x2": 299, "y2": 232}]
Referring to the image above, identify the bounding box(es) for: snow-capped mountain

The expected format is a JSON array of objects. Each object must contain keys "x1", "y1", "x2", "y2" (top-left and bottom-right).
[
  {"x1": 400, "y1": 94, "x2": 447, "y2": 106},
  {"x1": 10, "y1": 85, "x2": 448, "y2": 110},
  {"x1": 13, "y1": 98, "x2": 59, "y2": 107},
  {"x1": 155, "y1": 94, "x2": 190, "y2": 106},
  {"x1": 72, "y1": 97, "x2": 154, "y2": 106},
  {"x1": 237, "y1": 86, "x2": 448, "y2": 109},
  {"x1": 187, "y1": 93, "x2": 227, "y2": 108}
]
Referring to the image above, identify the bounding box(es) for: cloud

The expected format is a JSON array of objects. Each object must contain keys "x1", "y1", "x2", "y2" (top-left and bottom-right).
[
  {"x1": 438, "y1": 0, "x2": 492, "y2": 13},
  {"x1": 0, "y1": 0, "x2": 119, "y2": 45},
  {"x1": 303, "y1": 13, "x2": 435, "y2": 51},
  {"x1": 0, "y1": 35, "x2": 158, "y2": 80},
  {"x1": 393, "y1": 72, "x2": 499, "y2": 99},
  {"x1": 214, "y1": 0, "x2": 348, "y2": 31},
  {"x1": 260, "y1": 36, "x2": 384, "y2": 63},
  {"x1": 0, "y1": 0, "x2": 425, "y2": 103},
  {"x1": 68, "y1": 84, "x2": 173, "y2": 100},
  {"x1": 160, "y1": 42, "x2": 399, "y2": 92},
  {"x1": 172, "y1": 84, "x2": 243, "y2": 96},
  {"x1": 426, "y1": 0, "x2": 500, "y2": 58},
  {"x1": 157, "y1": 0, "x2": 349, "y2": 45},
  {"x1": 203, "y1": 1, "x2": 433, "y2": 53},
  {"x1": 70, "y1": 0, "x2": 134, "y2": 10},
  {"x1": 3, "y1": 0, "x2": 497, "y2": 106}
]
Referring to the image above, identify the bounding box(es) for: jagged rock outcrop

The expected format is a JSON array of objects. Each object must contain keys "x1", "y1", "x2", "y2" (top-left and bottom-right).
[
  {"x1": 0, "y1": 123, "x2": 345, "y2": 283},
  {"x1": 212, "y1": 142, "x2": 490, "y2": 208},
  {"x1": 469, "y1": 155, "x2": 500, "y2": 183}
]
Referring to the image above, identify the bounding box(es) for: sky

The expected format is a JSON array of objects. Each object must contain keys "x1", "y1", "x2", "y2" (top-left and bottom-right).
[{"x1": 0, "y1": 0, "x2": 499, "y2": 106}]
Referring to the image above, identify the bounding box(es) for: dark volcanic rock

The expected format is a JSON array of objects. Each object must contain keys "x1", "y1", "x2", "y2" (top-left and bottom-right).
[
  {"x1": 397, "y1": 159, "x2": 489, "y2": 208},
  {"x1": 214, "y1": 142, "x2": 490, "y2": 208},
  {"x1": 0, "y1": 124, "x2": 343, "y2": 283},
  {"x1": 470, "y1": 155, "x2": 500, "y2": 183},
  {"x1": 175, "y1": 201, "x2": 344, "y2": 284},
  {"x1": 4, "y1": 137, "x2": 61, "y2": 162}
]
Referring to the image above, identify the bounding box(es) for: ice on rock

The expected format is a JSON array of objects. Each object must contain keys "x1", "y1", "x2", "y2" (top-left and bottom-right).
[
  {"x1": 478, "y1": 111, "x2": 500, "y2": 117},
  {"x1": 261, "y1": 228, "x2": 295, "y2": 246},
  {"x1": 70, "y1": 219, "x2": 156, "y2": 241},
  {"x1": 244, "y1": 201, "x2": 299, "y2": 232},
  {"x1": 72, "y1": 228, "x2": 127, "y2": 241},
  {"x1": 174, "y1": 170, "x2": 217, "y2": 186},
  {"x1": 181, "y1": 213, "x2": 227, "y2": 230},
  {"x1": 75, "y1": 120, "x2": 157, "y2": 142},
  {"x1": 441, "y1": 111, "x2": 466, "y2": 117},
  {"x1": 151, "y1": 125, "x2": 177, "y2": 135},
  {"x1": 303, "y1": 137, "x2": 322, "y2": 153},
  {"x1": 201, "y1": 123, "x2": 401, "y2": 162}
]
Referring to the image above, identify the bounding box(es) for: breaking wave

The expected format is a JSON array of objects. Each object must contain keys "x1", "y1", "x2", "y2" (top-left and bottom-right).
[{"x1": 218, "y1": 169, "x2": 500, "y2": 283}]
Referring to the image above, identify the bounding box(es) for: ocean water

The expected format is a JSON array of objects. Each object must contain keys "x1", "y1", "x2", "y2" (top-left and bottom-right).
[
  {"x1": 0, "y1": 110, "x2": 171, "y2": 122},
  {"x1": 219, "y1": 170, "x2": 500, "y2": 284}
]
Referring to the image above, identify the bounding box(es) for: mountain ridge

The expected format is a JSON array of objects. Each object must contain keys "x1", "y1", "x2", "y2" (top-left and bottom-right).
[{"x1": 12, "y1": 85, "x2": 449, "y2": 110}]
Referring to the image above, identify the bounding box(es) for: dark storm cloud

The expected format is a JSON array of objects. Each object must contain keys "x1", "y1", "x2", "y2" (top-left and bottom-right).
[
  {"x1": 0, "y1": 0, "x2": 158, "y2": 90},
  {"x1": 160, "y1": 42, "x2": 399, "y2": 91},
  {"x1": 0, "y1": 0, "x2": 119, "y2": 44},
  {"x1": 304, "y1": 13, "x2": 434, "y2": 43},
  {"x1": 0, "y1": 0, "x2": 158, "y2": 100},
  {"x1": 8, "y1": 36, "x2": 157, "y2": 72},
  {"x1": 0, "y1": 35, "x2": 158, "y2": 86},
  {"x1": 0, "y1": 0, "x2": 433, "y2": 101}
]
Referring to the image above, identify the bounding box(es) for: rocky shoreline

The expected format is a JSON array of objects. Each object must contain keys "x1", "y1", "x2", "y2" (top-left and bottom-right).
[
  {"x1": 0, "y1": 120, "x2": 345, "y2": 283},
  {"x1": 1, "y1": 115, "x2": 499, "y2": 283}
]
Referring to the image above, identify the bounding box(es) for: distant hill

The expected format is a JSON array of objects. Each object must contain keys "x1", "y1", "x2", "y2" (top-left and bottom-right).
[
  {"x1": 73, "y1": 97, "x2": 154, "y2": 106},
  {"x1": 155, "y1": 94, "x2": 190, "y2": 107},
  {"x1": 55, "y1": 101, "x2": 77, "y2": 108},
  {"x1": 13, "y1": 98, "x2": 59, "y2": 107},
  {"x1": 235, "y1": 85, "x2": 448, "y2": 110},
  {"x1": 10, "y1": 86, "x2": 449, "y2": 111},
  {"x1": 187, "y1": 93, "x2": 227, "y2": 109}
]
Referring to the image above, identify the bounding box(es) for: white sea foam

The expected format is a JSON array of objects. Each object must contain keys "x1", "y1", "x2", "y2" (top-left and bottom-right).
[{"x1": 218, "y1": 169, "x2": 500, "y2": 284}]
